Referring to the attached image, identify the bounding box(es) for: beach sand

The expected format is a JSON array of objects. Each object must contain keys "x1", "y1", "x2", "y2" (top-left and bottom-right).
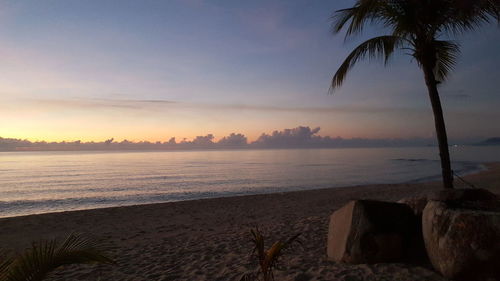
[{"x1": 1, "y1": 163, "x2": 499, "y2": 281}]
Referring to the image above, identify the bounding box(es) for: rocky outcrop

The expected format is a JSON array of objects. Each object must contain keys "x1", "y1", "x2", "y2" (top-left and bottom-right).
[
  {"x1": 327, "y1": 200, "x2": 417, "y2": 264},
  {"x1": 422, "y1": 189, "x2": 500, "y2": 280}
]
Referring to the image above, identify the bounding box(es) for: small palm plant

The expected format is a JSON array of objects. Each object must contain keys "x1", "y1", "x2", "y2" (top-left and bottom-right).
[
  {"x1": 0, "y1": 233, "x2": 114, "y2": 281},
  {"x1": 241, "y1": 228, "x2": 301, "y2": 281}
]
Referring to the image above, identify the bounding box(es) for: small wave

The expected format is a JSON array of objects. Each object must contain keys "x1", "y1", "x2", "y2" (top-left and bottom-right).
[
  {"x1": 392, "y1": 158, "x2": 435, "y2": 162},
  {"x1": 453, "y1": 162, "x2": 488, "y2": 177},
  {"x1": 299, "y1": 163, "x2": 336, "y2": 167},
  {"x1": 406, "y1": 161, "x2": 486, "y2": 183},
  {"x1": 406, "y1": 173, "x2": 442, "y2": 183}
]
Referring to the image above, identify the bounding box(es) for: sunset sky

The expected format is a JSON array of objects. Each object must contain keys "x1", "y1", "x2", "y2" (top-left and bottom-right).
[{"x1": 1, "y1": 0, "x2": 499, "y2": 142}]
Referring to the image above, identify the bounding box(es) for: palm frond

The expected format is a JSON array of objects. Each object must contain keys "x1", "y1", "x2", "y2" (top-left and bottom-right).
[
  {"x1": 3, "y1": 233, "x2": 113, "y2": 281},
  {"x1": 433, "y1": 40, "x2": 461, "y2": 82},
  {"x1": 330, "y1": 35, "x2": 404, "y2": 91},
  {"x1": 331, "y1": 0, "x2": 387, "y2": 38},
  {"x1": 331, "y1": 8, "x2": 356, "y2": 35},
  {"x1": 0, "y1": 252, "x2": 13, "y2": 280},
  {"x1": 440, "y1": 0, "x2": 500, "y2": 36}
]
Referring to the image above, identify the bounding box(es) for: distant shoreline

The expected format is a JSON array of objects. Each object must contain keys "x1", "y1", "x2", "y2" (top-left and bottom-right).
[
  {"x1": 3, "y1": 130, "x2": 498, "y2": 152},
  {"x1": 1, "y1": 145, "x2": 435, "y2": 153},
  {"x1": 3, "y1": 144, "x2": 500, "y2": 154}
]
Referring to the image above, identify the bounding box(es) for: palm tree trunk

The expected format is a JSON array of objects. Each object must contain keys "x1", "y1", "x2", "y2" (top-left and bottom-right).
[{"x1": 422, "y1": 64, "x2": 454, "y2": 189}]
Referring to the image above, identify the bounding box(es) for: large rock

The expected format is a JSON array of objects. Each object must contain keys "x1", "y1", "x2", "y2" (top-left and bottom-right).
[
  {"x1": 398, "y1": 196, "x2": 428, "y2": 215},
  {"x1": 327, "y1": 200, "x2": 417, "y2": 264},
  {"x1": 422, "y1": 198, "x2": 500, "y2": 280}
]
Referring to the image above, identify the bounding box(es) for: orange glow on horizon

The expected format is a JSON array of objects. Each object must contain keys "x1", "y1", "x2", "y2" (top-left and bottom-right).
[{"x1": 0, "y1": 127, "x2": 409, "y2": 144}]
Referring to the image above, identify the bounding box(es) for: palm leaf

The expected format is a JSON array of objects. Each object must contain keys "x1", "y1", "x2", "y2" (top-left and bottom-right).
[
  {"x1": 440, "y1": 0, "x2": 500, "y2": 36},
  {"x1": 332, "y1": 0, "x2": 388, "y2": 38},
  {"x1": 330, "y1": 35, "x2": 403, "y2": 91},
  {"x1": 2, "y1": 233, "x2": 114, "y2": 281},
  {"x1": 0, "y1": 252, "x2": 13, "y2": 280},
  {"x1": 433, "y1": 40, "x2": 461, "y2": 82}
]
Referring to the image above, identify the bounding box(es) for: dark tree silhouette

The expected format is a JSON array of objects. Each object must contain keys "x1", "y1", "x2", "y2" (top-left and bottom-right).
[{"x1": 330, "y1": 0, "x2": 500, "y2": 189}]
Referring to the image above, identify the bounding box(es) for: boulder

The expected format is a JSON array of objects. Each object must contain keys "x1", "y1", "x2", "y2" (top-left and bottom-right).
[
  {"x1": 327, "y1": 200, "x2": 417, "y2": 264},
  {"x1": 422, "y1": 199, "x2": 500, "y2": 280},
  {"x1": 398, "y1": 196, "x2": 428, "y2": 215}
]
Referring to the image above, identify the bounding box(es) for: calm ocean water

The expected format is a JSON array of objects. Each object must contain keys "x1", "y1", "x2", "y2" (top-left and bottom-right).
[{"x1": 1, "y1": 146, "x2": 499, "y2": 218}]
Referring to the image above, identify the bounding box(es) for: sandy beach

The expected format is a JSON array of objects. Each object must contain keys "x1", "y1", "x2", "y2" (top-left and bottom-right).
[{"x1": 1, "y1": 163, "x2": 499, "y2": 281}]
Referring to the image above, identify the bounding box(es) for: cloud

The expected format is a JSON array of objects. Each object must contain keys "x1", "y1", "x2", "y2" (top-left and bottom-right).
[
  {"x1": 217, "y1": 133, "x2": 247, "y2": 146},
  {"x1": 29, "y1": 98, "x2": 177, "y2": 110},
  {"x1": 445, "y1": 94, "x2": 471, "y2": 99},
  {"x1": 16, "y1": 97, "x2": 429, "y2": 115},
  {"x1": 442, "y1": 89, "x2": 471, "y2": 99},
  {"x1": 0, "y1": 126, "x2": 440, "y2": 151},
  {"x1": 252, "y1": 126, "x2": 323, "y2": 147},
  {"x1": 182, "y1": 134, "x2": 215, "y2": 146},
  {"x1": 250, "y1": 126, "x2": 439, "y2": 148}
]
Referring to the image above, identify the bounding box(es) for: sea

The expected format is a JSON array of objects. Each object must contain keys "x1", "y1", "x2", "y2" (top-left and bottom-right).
[{"x1": 1, "y1": 146, "x2": 499, "y2": 218}]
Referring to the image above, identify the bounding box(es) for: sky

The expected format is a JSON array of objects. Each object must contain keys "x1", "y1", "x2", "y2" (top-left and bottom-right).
[{"x1": 0, "y1": 0, "x2": 499, "y2": 143}]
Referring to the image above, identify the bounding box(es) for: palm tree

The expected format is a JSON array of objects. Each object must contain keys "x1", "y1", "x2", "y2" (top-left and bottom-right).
[
  {"x1": 330, "y1": 0, "x2": 499, "y2": 189},
  {"x1": 0, "y1": 233, "x2": 113, "y2": 281}
]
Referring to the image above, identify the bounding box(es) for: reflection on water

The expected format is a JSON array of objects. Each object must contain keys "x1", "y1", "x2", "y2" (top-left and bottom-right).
[{"x1": 1, "y1": 146, "x2": 499, "y2": 217}]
